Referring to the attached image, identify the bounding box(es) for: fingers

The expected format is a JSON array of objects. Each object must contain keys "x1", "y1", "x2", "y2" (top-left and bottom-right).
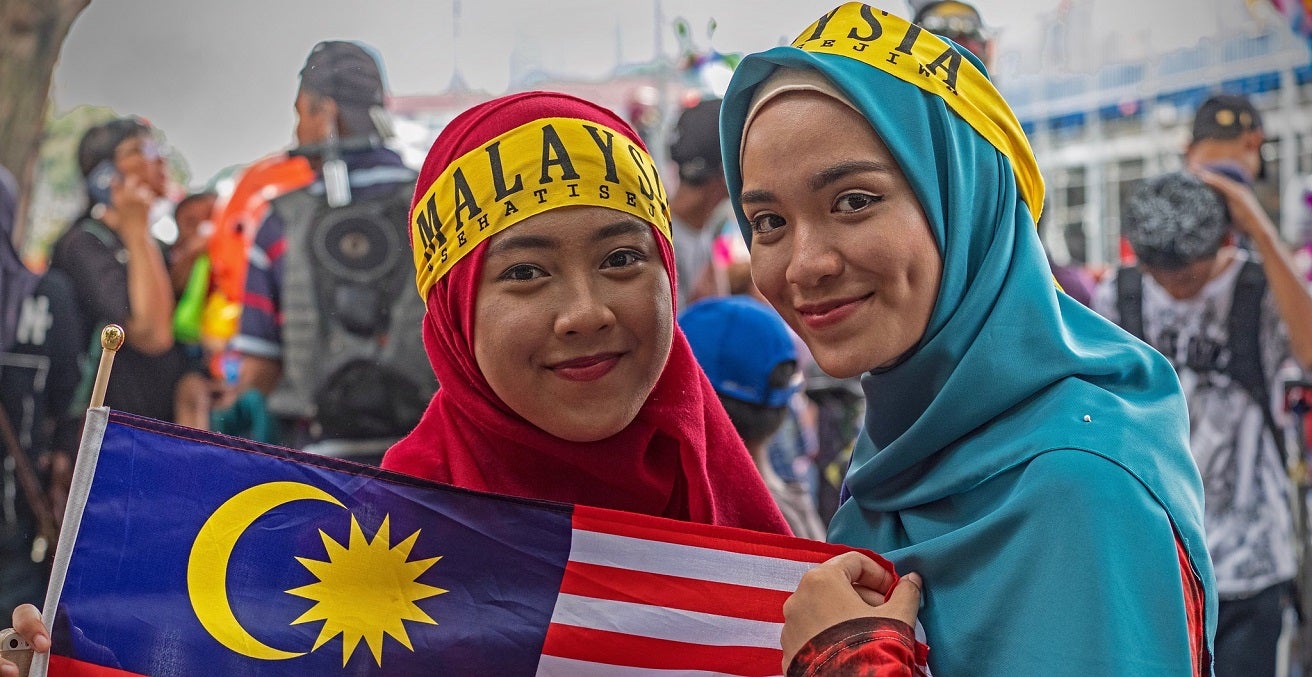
[
  {"x1": 1192, "y1": 167, "x2": 1240, "y2": 197},
  {"x1": 825, "y1": 551, "x2": 896, "y2": 596},
  {"x1": 879, "y1": 572, "x2": 923, "y2": 627},
  {"x1": 13, "y1": 605, "x2": 49, "y2": 653}
]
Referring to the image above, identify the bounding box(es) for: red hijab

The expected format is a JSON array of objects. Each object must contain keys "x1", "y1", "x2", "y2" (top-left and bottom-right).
[{"x1": 383, "y1": 92, "x2": 789, "y2": 535}]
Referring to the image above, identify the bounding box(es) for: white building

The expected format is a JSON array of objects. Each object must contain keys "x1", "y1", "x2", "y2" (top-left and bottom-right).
[{"x1": 994, "y1": 0, "x2": 1312, "y2": 268}]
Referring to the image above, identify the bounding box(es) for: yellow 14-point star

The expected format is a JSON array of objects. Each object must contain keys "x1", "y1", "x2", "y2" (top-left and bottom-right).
[{"x1": 287, "y1": 515, "x2": 446, "y2": 666}]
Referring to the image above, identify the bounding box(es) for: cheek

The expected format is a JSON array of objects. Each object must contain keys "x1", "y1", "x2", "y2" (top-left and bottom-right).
[
  {"x1": 472, "y1": 294, "x2": 532, "y2": 379},
  {"x1": 641, "y1": 271, "x2": 675, "y2": 359},
  {"x1": 748, "y1": 247, "x2": 789, "y2": 302}
]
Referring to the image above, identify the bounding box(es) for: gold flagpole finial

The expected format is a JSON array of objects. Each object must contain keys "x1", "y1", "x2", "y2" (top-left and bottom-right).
[{"x1": 89, "y1": 324, "x2": 125, "y2": 409}]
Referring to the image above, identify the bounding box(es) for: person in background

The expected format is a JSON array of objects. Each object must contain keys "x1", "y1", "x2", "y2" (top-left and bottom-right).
[
  {"x1": 0, "y1": 164, "x2": 85, "y2": 621},
  {"x1": 167, "y1": 191, "x2": 220, "y2": 430},
  {"x1": 168, "y1": 191, "x2": 217, "y2": 299},
  {"x1": 1093, "y1": 169, "x2": 1312, "y2": 677},
  {"x1": 667, "y1": 97, "x2": 734, "y2": 308},
  {"x1": 48, "y1": 117, "x2": 186, "y2": 423},
  {"x1": 912, "y1": 0, "x2": 992, "y2": 68},
  {"x1": 227, "y1": 41, "x2": 433, "y2": 462},
  {"x1": 681, "y1": 295, "x2": 827, "y2": 540},
  {"x1": 1186, "y1": 94, "x2": 1264, "y2": 185},
  {"x1": 722, "y1": 4, "x2": 1211, "y2": 673}
]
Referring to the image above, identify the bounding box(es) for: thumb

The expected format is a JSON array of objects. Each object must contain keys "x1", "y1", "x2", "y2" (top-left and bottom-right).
[{"x1": 881, "y1": 572, "x2": 922, "y2": 626}]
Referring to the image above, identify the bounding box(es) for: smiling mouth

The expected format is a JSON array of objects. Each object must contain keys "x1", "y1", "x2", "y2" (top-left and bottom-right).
[
  {"x1": 549, "y1": 353, "x2": 624, "y2": 382},
  {"x1": 795, "y1": 293, "x2": 874, "y2": 329}
]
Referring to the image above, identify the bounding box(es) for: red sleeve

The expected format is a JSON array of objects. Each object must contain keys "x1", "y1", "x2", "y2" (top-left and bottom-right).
[
  {"x1": 1177, "y1": 535, "x2": 1207, "y2": 677},
  {"x1": 786, "y1": 617, "x2": 929, "y2": 677}
]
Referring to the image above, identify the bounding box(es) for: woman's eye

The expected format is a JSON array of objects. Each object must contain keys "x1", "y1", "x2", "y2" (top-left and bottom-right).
[
  {"x1": 835, "y1": 192, "x2": 882, "y2": 213},
  {"x1": 602, "y1": 249, "x2": 645, "y2": 269},
  {"x1": 499, "y1": 264, "x2": 546, "y2": 281},
  {"x1": 749, "y1": 213, "x2": 786, "y2": 234}
]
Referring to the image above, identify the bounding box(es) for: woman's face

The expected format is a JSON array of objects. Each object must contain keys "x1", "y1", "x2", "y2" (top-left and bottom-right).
[
  {"x1": 739, "y1": 92, "x2": 942, "y2": 378},
  {"x1": 473, "y1": 206, "x2": 674, "y2": 442},
  {"x1": 114, "y1": 133, "x2": 167, "y2": 197}
]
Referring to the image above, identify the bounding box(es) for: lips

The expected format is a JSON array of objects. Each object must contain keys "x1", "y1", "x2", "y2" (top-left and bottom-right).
[
  {"x1": 795, "y1": 293, "x2": 873, "y2": 330},
  {"x1": 548, "y1": 352, "x2": 624, "y2": 382}
]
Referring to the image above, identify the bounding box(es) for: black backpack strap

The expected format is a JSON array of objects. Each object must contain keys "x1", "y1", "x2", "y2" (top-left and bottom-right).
[
  {"x1": 1116, "y1": 266, "x2": 1145, "y2": 339},
  {"x1": 1226, "y1": 259, "x2": 1287, "y2": 461}
]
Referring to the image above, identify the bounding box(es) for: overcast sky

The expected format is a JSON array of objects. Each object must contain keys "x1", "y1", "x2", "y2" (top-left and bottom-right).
[{"x1": 50, "y1": 0, "x2": 1240, "y2": 186}]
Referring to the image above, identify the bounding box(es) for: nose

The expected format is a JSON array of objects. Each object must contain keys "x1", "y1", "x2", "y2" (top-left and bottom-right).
[
  {"x1": 553, "y1": 277, "x2": 616, "y2": 336},
  {"x1": 785, "y1": 219, "x2": 843, "y2": 288}
]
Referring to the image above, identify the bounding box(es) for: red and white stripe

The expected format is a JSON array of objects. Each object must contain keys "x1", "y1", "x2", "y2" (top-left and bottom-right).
[{"x1": 537, "y1": 506, "x2": 859, "y2": 677}]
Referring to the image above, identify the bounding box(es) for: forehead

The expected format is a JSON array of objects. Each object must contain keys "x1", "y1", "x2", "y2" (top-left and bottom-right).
[
  {"x1": 741, "y1": 93, "x2": 894, "y2": 172},
  {"x1": 115, "y1": 132, "x2": 151, "y2": 151},
  {"x1": 485, "y1": 205, "x2": 655, "y2": 246}
]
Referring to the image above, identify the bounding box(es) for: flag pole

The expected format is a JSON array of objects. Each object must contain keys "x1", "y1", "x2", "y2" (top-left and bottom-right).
[{"x1": 88, "y1": 325, "x2": 124, "y2": 410}]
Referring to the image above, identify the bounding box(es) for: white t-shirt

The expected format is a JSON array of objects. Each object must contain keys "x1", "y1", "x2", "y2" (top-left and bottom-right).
[{"x1": 1093, "y1": 251, "x2": 1298, "y2": 598}]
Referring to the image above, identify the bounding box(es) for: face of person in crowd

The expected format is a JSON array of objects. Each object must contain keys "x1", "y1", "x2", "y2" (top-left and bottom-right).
[
  {"x1": 473, "y1": 205, "x2": 674, "y2": 442},
  {"x1": 739, "y1": 92, "x2": 942, "y2": 379},
  {"x1": 1143, "y1": 256, "x2": 1223, "y2": 301},
  {"x1": 174, "y1": 194, "x2": 217, "y2": 247},
  {"x1": 114, "y1": 132, "x2": 167, "y2": 196},
  {"x1": 294, "y1": 88, "x2": 335, "y2": 147},
  {"x1": 1185, "y1": 136, "x2": 1263, "y2": 184}
]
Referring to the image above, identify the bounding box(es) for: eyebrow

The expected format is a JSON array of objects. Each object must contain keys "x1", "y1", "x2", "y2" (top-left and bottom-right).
[
  {"x1": 809, "y1": 160, "x2": 894, "y2": 191},
  {"x1": 486, "y1": 233, "x2": 557, "y2": 256},
  {"x1": 594, "y1": 219, "x2": 650, "y2": 241},
  {"x1": 740, "y1": 188, "x2": 775, "y2": 205},
  {"x1": 740, "y1": 159, "x2": 895, "y2": 206},
  {"x1": 485, "y1": 218, "x2": 650, "y2": 257}
]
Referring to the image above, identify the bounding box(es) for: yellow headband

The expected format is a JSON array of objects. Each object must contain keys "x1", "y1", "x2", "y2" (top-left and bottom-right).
[
  {"x1": 411, "y1": 118, "x2": 672, "y2": 299},
  {"x1": 790, "y1": 3, "x2": 1044, "y2": 221}
]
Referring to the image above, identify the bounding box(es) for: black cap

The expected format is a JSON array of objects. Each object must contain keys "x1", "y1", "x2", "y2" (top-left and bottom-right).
[
  {"x1": 76, "y1": 117, "x2": 152, "y2": 178},
  {"x1": 914, "y1": 1, "x2": 985, "y2": 42},
  {"x1": 1123, "y1": 171, "x2": 1230, "y2": 270},
  {"x1": 299, "y1": 41, "x2": 386, "y2": 108},
  {"x1": 668, "y1": 98, "x2": 723, "y2": 185},
  {"x1": 1191, "y1": 94, "x2": 1262, "y2": 143}
]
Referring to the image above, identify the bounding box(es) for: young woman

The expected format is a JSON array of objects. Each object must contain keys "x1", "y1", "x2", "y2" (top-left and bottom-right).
[
  {"x1": 379, "y1": 91, "x2": 792, "y2": 530},
  {"x1": 721, "y1": 4, "x2": 1214, "y2": 675}
]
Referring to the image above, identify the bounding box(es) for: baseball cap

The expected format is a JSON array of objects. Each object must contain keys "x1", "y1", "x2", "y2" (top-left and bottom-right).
[
  {"x1": 668, "y1": 98, "x2": 723, "y2": 185},
  {"x1": 1122, "y1": 171, "x2": 1230, "y2": 270},
  {"x1": 914, "y1": 1, "x2": 986, "y2": 43},
  {"x1": 299, "y1": 40, "x2": 386, "y2": 108},
  {"x1": 680, "y1": 295, "x2": 800, "y2": 408},
  {"x1": 1191, "y1": 94, "x2": 1262, "y2": 143}
]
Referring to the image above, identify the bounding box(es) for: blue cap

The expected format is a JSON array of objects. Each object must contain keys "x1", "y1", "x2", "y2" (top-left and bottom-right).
[{"x1": 680, "y1": 296, "x2": 800, "y2": 408}]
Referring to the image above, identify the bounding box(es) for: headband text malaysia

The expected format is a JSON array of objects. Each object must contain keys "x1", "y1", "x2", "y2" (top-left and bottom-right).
[{"x1": 411, "y1": 118, "x2": 672, "y2": 299}]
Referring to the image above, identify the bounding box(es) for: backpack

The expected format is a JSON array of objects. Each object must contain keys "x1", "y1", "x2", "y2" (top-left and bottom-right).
[
  {"x1": 266, "y1": 166, "x2": 437, "y2": 441},
  {"x1": 1116, "y1": 260, "x2": 1286, "y2": 460}
]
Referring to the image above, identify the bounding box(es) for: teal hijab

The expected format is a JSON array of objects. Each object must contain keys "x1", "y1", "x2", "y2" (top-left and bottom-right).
[{"x1": 721, "y1": 4, "x2": 1215, "y2": 675}]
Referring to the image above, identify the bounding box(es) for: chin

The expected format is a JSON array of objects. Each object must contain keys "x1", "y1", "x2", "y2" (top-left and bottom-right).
[
  {"x1": 812, "y1": 356, "x2": 869, "y2": 380},
  {"x1": 806, "y1": 344, "x2": 877, "y2": 379},
  {"x1": 542, "y1": 418, "x2": 630, "y2": 443}
]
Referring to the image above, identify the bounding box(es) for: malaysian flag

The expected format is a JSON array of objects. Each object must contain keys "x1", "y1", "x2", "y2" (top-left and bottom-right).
[{"x1": 36, "y1": 409, "x2": 888, "y2": 676}]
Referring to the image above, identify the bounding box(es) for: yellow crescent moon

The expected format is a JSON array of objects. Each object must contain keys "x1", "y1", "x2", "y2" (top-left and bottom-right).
[{"x1": 187, "y1": 481, "x2": 344, "y2": 660}]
